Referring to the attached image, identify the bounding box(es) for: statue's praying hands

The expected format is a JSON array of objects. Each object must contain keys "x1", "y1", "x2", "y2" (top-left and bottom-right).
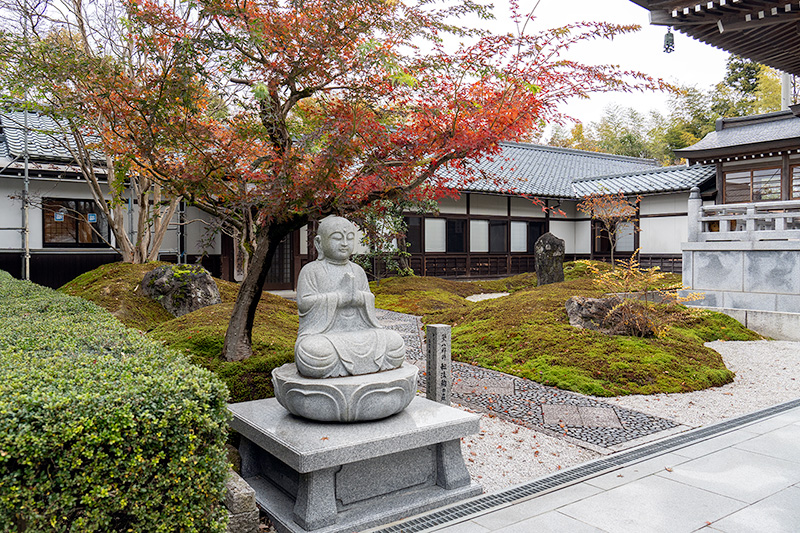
[{"x1": 294, "y1": 216, "x2": 406, "y2": 378}]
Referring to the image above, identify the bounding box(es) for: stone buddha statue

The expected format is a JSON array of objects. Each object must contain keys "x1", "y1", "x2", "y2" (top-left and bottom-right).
[{"x1": 294, "y1": 216, "x2": 406, "y2": 378}]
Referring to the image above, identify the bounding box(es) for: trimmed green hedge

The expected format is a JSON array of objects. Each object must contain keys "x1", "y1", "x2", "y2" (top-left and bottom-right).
[{"x1": 0, "y1": 271, "x2": 230, "y2": 532}]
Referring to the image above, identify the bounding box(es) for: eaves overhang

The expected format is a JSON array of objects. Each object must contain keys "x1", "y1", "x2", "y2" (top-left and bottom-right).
[
  {"x1": 631, "y1": 1, "x2": 800, "y2": 76},
  {"x1": 678, "y1": 139, "x2": 800, "y2": 162}
]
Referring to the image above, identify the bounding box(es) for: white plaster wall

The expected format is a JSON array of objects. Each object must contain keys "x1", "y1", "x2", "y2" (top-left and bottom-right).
[
  {"x1": 300, "y1": 225, "x2": 308, "y2": 255},
  {"x1": 353, "y1": 227, "x2": 370, "y2": 255},
  {"x1": 1, "y1": 177, "x2": 226, "y2": 255},
  {"x1": 469, "y1": 194, "x2": 507, "y2": 216},
  {"x1": 639, "y1": 193, "x2": 689, "y2": 216},
  {"x1": 573, "y1": 219, "x2": 592, "y2": 254},
  {"x1": 184, "y1": 206, "x2": 220, "y2": 255},
  {"x1": 640, "y1": 216, "x2": 687, "y2": 254},
  {"x1": 554, "y1": 200, "x2": 578, "y2": 218},
  {"x1": 0, "y1": 179, "x2": 23, "y2": 249},
  {"x1": 510, "y1": 197, "x2": 546, "y2": 217},
  {"x1": 438, "y1": 196, "x2": 467, "y2": 214},
  {"x1": 549, "y1": 219, "x2": 576, "y2": 254},
  {"x1": 160, "y1": 208, "x2": 181, "y2": 255}
]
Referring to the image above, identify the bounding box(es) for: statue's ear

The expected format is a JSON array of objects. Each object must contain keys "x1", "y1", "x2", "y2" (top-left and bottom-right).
[{"x1": 314, "y1": 235, "x2": 323, "y2": 259}]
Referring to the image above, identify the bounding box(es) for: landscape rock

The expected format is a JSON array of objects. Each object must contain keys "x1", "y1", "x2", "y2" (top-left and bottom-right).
[
  {"x1": 534, "y1": 232, "x2": 565, "y2": 286},
  {"x1": 565, "y1": 296, "x2": 621, "y2": 333},
  {"x1": 140, "y1": 264, "x2": 221, "y2": 317}
]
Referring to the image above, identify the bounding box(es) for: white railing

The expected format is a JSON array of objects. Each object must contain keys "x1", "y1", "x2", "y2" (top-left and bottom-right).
[{"x1": 687, "y1": 188, "x2": 800, "y2": 242}]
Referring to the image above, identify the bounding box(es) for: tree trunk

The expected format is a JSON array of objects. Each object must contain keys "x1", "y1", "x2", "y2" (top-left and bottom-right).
[
  {"x1": 397, "y1": 236, "x2": 412, "y2": 275},
  {"x1": 222, "y1": 216, "x2": 307, "y2": 362},
  {"x1": 608, "y1": 227, "x2": 615, "y2": 270}
]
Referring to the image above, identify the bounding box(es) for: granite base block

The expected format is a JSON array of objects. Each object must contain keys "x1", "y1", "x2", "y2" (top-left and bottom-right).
[
  {"x1": 229, "y1": 397, "x2": 482, "y2": 533},
  {"x1": 225, "y1": 470, "x2": 259, "y2": 533}
]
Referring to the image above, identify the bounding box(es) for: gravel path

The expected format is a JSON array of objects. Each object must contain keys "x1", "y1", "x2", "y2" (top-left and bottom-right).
[{"x1": 459, "y1": 339, "x2": 800, "y2": 493}]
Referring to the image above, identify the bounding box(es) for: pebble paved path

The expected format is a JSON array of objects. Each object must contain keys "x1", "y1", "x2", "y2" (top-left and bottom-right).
[{"x1": 376, "y1": 309, "x2": 681, "y2": 451}]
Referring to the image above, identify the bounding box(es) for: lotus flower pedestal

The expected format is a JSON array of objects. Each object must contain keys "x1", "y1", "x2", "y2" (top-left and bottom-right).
[{"x1": 272, "y1": 362, "x2": 419, "y2": 422}]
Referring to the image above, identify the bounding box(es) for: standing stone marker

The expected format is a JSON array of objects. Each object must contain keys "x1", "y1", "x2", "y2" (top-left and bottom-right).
[
  {"x1": 426, "y1": 324, "x2": 452, "y2": 405},
  {"x1": 535, "y1": 232, "x2": 565, "y2": 285}
]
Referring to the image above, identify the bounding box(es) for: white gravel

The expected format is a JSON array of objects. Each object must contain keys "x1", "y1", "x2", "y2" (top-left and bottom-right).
[
  {"x1": 607, "y1": 340, "x2": 800, "y2": 427},
  {"x1": 458, "y1": 340, "x2": 800, "y2": 494},
  {"x1": 458, "y1": 406, "x2": 601, "y2": 494},
  {"x1": 465, "y1": 292, "x2": 509, "y2": 302}
]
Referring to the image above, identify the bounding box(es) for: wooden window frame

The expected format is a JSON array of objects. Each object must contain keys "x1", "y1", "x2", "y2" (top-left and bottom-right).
[
  {"x1": 42, "y1": 198, "x2": 111, "y2": 248},
  {"x1": 723, "y1": 166, "x2": 783, "y2": 203}
]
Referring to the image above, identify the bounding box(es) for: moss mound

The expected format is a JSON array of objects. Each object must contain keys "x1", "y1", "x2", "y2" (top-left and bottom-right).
[
  {"x1": 371, "y1": 275, "x2": 485, "y2": 297},
  {"x1": 59, "y1": 262, "x2": 175, "y2": 331},
  {"x1": 370, "y1": 276, "x2": 483, "y2": 315},
  {"x1": 424, "y1": 278, "x2": 759, "y2": 396},
  {"x1": 64, "y1": 261, "x2": 761, "y2": 399},
  {"x1": 373, "y1": 265, "x2": 760, "y2": 396},
  {"x1": 61, "y1": 262, "x2": 295, "y2": 403},
  {"x1": 59, "y1": 261, "x2": 240, "y2": 331},
  {"x1": 149, "y1": 295, "x2": 297, "y2": 403},
  {"x1": 468, "y1": 271, "x2": 539, "y2": 293}
]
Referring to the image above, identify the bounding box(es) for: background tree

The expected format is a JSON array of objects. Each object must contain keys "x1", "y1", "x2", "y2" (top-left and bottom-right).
[
  {"x1": 577, "y1": 191, "x2": 639, "y2": 268},
  {"x1": 664, "y1": 55, "x2": 782, "y2": 154},
  {"x1": 0, "y1": 0, "x2": 194, "y2": 263},
  {"x1": 547, "y1": 123, "x2": 598, "y2": 152},
  {"x1": 546, "y1": 53, "x2": 785, "y2": 164},
  {"x1": 724, "y1": 55, "x2": 762, "y2": 95},
  {"x1": 547, "y1": 105, "x2": 673, "y2": 163}
]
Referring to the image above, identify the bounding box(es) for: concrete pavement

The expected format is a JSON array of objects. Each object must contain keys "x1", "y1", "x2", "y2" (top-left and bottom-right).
[{"x1": 372, "y1": 399, "x2": 800, "y2": 533}]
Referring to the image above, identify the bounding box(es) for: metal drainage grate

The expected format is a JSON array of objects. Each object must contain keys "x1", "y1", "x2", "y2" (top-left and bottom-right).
[{"x1": 373, "y1": 398, "x2": 800, "y2": 533}]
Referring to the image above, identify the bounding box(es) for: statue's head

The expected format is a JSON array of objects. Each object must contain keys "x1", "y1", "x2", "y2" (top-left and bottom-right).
[{"x1": 315, "y1": 216, "x2": 357, "y2": 263}]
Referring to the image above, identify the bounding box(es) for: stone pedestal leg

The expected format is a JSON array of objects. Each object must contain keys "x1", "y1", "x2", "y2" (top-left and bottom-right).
[
  {"x1": 239, "y1": 439, "x2": 260, "y2": 479},
  {"x1": 436, "y1": 439, "x2": 471, "y2": 490},
  {"x1": 293, "y1": 467, "x2": 337, "y2": 531}
]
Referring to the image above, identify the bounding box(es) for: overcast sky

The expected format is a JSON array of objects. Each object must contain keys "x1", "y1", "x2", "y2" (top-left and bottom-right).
[{"x1": 482, "y1": 0, "x2": 731, "y2": 127}]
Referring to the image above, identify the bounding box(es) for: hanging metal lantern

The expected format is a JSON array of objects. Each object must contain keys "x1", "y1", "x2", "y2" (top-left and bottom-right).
[{"x1": 664, "y1": 28, "x2": 675, "y2": 53}]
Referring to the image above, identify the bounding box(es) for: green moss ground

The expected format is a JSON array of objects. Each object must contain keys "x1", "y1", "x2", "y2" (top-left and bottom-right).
[
  {"x1": 62, "y1": 261, "x2": 761, "y2": 400},
  {"x1": 148, "y1": 295, "x2": 297, "y2": 402},
  {"x1": 60, "y1": 262, "x2": 176, "y2": 331}
]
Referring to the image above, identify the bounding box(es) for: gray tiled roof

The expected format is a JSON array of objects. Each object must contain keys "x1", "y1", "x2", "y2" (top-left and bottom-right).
[
  {"x1": 572, "y1": 164, "x2": 716, "y2": 196},
  {"x1": 676, "y1": 111, "x2": 800, "y2": 156},
  {"x1": 455, "y1": 142, "x2": 660, "y2": 198},
  {"x1": 0, "y1": 110, "x2": 102, "y2": 162},
  {"x1": 1, "y1": 112, "x2": 713, "y2": 197}
]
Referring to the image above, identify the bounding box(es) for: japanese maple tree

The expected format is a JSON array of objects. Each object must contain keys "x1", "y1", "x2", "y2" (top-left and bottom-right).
[
  {"x1": 0, "y1": 0, "x2": 210, "y2": 263},
  {"x1": 142, "y1": 0, "x2": 669, "y2": 361}
]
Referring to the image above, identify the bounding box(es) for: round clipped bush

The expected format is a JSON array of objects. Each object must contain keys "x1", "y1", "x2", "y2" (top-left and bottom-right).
[{"x1": 0, "y1": 271, "x2": 230, "y2": 532}]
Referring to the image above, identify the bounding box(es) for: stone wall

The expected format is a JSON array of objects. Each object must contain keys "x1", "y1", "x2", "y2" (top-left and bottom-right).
[
  {"x1": 682, "y1": 240, "x2": 800, "y2": 340},
  {"x1": 682, "y1": 240, "x2": 800, "y2": 313}
]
